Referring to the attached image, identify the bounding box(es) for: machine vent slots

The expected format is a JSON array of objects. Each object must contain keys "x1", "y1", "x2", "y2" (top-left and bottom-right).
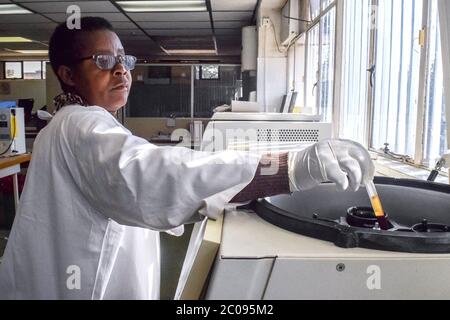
[{"x1": 257, "y1": 129, "x2": 320, "y2": 142}]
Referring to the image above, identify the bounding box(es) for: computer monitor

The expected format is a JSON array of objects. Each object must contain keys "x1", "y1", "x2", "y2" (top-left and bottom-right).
[
  {"x1": 280, "y1": 95, "x2": 288, "y2": 113},
  {"x1": 288, "y1": 91, "x2": 298, "y2": 113},
  {"x1": 0, "y1": 101, "x2": 16, "y2": 108},
  {"x1": 18, "y1": 98, "x2": 34, "y2": 122},
  {"x1": 281, "y1": 91, "x2": 298, "y2": 113}
]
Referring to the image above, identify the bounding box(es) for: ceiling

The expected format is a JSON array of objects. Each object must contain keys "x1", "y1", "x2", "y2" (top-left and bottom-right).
[{"x1": 0, "y1": 0, "x2": 261, "y2": 63}]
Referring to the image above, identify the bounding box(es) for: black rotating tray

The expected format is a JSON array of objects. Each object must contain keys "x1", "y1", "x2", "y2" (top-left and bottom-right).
[{"x1": 251, "y1": 177, "x2": 450, "y2": 253}]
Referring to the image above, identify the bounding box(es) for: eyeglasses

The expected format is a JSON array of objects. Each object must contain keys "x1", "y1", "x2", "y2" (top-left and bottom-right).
[{"x1": 75, "y1": 54, "x2": 137, "y2": 71}]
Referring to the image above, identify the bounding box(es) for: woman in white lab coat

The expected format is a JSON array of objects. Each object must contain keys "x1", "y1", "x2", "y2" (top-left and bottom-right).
[{"x1": 0, "y1": 17, "x2": 374, "y2": 299}]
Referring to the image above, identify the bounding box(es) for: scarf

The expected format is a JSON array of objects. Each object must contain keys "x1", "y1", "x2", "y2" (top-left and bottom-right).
[{"x1": 53, "y1": 92, "x2": 87, "y2": 112}]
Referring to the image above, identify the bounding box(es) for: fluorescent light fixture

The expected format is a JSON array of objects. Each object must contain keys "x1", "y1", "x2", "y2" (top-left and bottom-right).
[
  {"x1": 0, "y1": 37, "x2": 33, "y2": 43},
  {"x1": 8, "y1": 49, "x2": 48, "y2": 55},
  {"x1": 165, "y1": 49, "x2": 217, "y2": 55},
  {"x1": 0, "y1": 4, "x2": 33, "y2": 14},
  {"x1": 117, "y1": 1, "x2": 206, "y2": 12}
]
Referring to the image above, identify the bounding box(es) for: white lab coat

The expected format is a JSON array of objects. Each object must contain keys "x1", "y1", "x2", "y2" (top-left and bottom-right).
[{"x1": 0, "y1": 105, "x2": 260, "y2": 299}]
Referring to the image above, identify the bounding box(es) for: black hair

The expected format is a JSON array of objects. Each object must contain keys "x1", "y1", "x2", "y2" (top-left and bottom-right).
[{"x1": 49, "y1": 16, "x2": 114, "y2": 89}]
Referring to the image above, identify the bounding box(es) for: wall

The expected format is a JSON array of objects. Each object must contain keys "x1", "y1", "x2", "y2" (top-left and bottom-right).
[
  {"x1": 0, "y1": 79, "x2": 46, "y2": 112},
  {"x1": 45, "y1": 62, "x2": 61, "y2": 114},
  {"x1": 124, "y1": 117, "x2": 192, "y2": 140},
  {"x1": 124, "y1": 117, "x2": 210, "y2": 141},
  {"x1": 256, "y1": 0, "x2": 288, "y2": 112}
]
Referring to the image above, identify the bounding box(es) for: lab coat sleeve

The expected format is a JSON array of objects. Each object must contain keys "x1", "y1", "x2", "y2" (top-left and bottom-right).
[{"x1": 64, "y1": 109, "x2": 261, "y2": 231}]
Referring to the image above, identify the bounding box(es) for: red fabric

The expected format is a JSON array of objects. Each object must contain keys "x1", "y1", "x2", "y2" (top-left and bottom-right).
[
  {"x1": 0, "y1": 174, "x2": 26, "y2": 194},
  {"x1": 231, "y1": 152, "x2": 291, "y2": 203}
]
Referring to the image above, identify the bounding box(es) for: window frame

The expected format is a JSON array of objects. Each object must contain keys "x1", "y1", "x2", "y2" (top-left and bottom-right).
[
  {"x1": 365, "y1": 0, "x2": 443, "y2": 169},
  {"x1": 4, "y1": 61, "x2": 24, "y2": 79},
  {"x1": 413, "y1": 0, "x2": 431, "y2": 166},
  {"x1": 301, "y1": 0, "x2": 337, "y2": 120},
  {"x1": 23, "y1": 60, "x2": 44, "y2": 80},
  {"x1": 1, "y1": 60, "x2": 47, "y2": 80},
  {"x1": 42, "y1": 61, "x2": 47, "y2": 79},
  {"x1": 366, "y1": 0, "x2": 428, "y2": 162}
]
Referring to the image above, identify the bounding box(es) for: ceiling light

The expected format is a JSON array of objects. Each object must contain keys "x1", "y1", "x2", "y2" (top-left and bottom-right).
[
  {"x1": 0, "y1": 4, "x2": 32, "y2": 14},
  {"x1": 0, "y1": 37, "x2": 33, "y2": 43},
  {"x1": 165, "y1": 49, "x2": 217, "y2": 55},
  {"x1": 117, "y1": 1, "x2": 206, "y2": 12},
  {"x1": 7, "y1": 49, "x2": 48, "y2": 55}
]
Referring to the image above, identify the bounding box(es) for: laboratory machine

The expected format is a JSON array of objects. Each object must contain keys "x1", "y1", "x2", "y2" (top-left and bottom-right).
[
  {"x1": 205, "y1": 177, "x2": 450, "y2": 299},
  {"x1": 0, "y1": 103, "x2": 26, "y2": 157},
  {"x1": 176, "y1": 112, "x2": 450, "y2": 300}
]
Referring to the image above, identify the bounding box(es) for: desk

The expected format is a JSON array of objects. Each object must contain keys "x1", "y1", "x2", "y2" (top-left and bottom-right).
[
  {"x1": 0, "y1": 154, "x2": 32, "y2": 211},
  {"x1": 149, "y1": 137, "x2": 185, "y2": 146}
]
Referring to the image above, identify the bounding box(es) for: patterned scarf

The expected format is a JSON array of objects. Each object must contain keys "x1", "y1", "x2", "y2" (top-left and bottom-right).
[{"x1": 53, "y1": 92, "x2": 87, "y2": 112}]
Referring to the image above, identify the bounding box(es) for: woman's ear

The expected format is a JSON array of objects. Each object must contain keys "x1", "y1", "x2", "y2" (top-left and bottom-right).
[{"x1": 57, "y1": 65, "x2": 76, "y2": 87}]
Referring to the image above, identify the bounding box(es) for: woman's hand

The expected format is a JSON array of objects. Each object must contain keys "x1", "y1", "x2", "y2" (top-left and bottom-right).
[{"x1": 288, "y1": 139, "x2": 375, "y2": 192}]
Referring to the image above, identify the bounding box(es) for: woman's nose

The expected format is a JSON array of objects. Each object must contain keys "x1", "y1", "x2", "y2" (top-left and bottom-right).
[{"x1": 113, "y1": 62, "x2": 128, "y2": 76}]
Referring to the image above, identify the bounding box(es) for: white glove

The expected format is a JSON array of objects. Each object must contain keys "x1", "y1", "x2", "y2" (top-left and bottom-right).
[{"x1": 288, "y1": 139, "x2": 375, "y2": 192}]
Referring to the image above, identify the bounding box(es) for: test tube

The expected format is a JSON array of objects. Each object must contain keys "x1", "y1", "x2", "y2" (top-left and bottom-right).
[
  {"x1": 365, "y1": 180, "x2": 390, "y2": 230},
  {"x1": 366, "y1": 181, "x2": 384, "y2": 217}
]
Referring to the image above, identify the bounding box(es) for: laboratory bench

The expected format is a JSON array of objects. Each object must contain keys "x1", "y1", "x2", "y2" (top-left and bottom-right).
[
  {"x1": 0, "y1": 153, "x2": 31, "y2": 224},
  {"x1": 0, "y1": 153, "x2": 31, "y2": 197}
]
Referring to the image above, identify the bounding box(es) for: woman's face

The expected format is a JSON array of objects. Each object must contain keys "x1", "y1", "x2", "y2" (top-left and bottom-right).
[{"x1": 69, "y1": 30, "x2": 132, "y2": 113}]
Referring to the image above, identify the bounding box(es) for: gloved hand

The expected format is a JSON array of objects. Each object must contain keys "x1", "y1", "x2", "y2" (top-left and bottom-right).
[{"x1": 288, "y1": 139, "x2": 375, "y2": 192}]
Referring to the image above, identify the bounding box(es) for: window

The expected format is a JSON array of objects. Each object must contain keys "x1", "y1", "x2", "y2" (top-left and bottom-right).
[
  {"x1": 194, "y1": 65, "x2": 241, "y2": 118},
  {"x1": 23, "y1": 61, "x2": 43, "y2": 79},
  {"x1": 336, "y1": 0, "x2": 448, "y2": 169},
  {"x1": 423, "y1": 0, "x2": 448, "y2": 167},
  {"x1": 322, "y1": 0, "x2": 334, "y2": 10},
  {"x1": 305, "y1": 24, "x2": 320, "y2": 113},
  {"x1": 2, "y1": 61, "x2": 47, "y2": 80},
  {"x1": 339, "y1": 0, "x2": 372, "y2": 145},
  {"x1": 42, "y1": 61, "x2": 47, "y2": 80},
  {"x1": 127, "y1": 64, "x2": 241, "y2": 118},
  {"x1": 199, "y1": 65, "x2": 219, "y2": 80},
  {"x1": 5, "y1": 62, "x2": 22, "y2": 79},
  {"x1": 127, "y1": 65, "x2": 191, "y2": 117},
  {"x1": 310, "y1": 0, "x2": 321, "y2": 20},
  {"x1": 370, "y1": 0, "x2": 423, "y2": 157},
  {"x1": 293, "y1": 33, "x2": 306, "y2": 112},
  {"x1": 300, "y1": 0, "x2": 337, "y2": 122},
  {"x1": 319, "y1": 7, "x2": 336, "y2": 122}
]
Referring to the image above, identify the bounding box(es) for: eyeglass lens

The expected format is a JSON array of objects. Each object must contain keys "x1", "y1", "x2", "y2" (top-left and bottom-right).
[{"x1": 96, "y1": 55, "x2": 136, "y2": 71}]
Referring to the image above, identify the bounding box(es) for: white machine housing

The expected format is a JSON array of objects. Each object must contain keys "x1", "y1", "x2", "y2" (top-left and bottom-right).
[
  {"x1": 205, "y1": 210, "x2": 450, "y2": 300},
  {"x1": 0, "y1": 108, "x2": 26, "y2": 157},
  {"x1": 202, "y1": 113, "x2": 332, "y2": 153},
  {"x1": 175, "y1": 112, "x2": 332, "y2": 299},
  {"x1": 197, "y1": 113, "x2": 450, "y2": 300}
]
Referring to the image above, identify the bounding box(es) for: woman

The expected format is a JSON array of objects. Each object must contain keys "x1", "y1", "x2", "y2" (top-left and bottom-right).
[{"x1": 0, "y1": 17, "x2": 373, "y2": 299}]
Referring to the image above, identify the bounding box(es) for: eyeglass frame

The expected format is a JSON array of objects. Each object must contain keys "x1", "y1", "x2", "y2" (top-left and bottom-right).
[{"x1": 72, "y1": 54, "x2": 137, "y2": 71}]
